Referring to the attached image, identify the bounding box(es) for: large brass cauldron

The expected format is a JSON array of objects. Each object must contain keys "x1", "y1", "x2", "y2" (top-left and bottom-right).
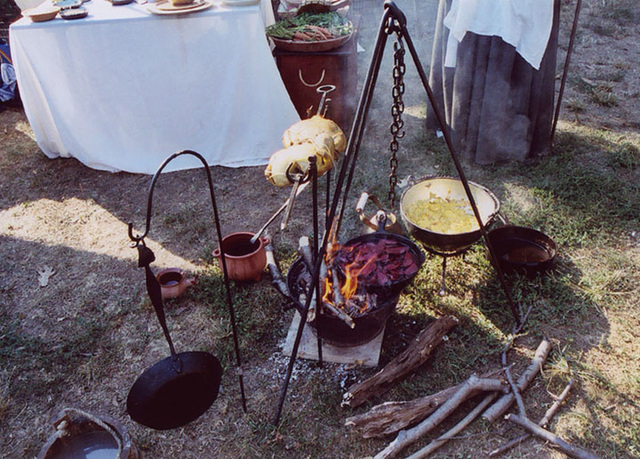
[{"x1": 400, "y1": 177, "x2": 500, "y2": 253}]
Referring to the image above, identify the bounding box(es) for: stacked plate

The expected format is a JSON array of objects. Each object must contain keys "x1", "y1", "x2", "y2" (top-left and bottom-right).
[{"x1": 147, "y1": 0, "x2": 213, "y2": 15}]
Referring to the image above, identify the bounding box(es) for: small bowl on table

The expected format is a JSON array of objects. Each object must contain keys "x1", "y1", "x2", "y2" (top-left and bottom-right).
[{"x1": 22, "y1": 5, "x2": 61, "y2": 22}]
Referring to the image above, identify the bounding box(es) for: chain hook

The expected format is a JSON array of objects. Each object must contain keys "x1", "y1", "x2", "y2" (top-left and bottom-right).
[{"x1": 388, "y1": 35, "x2": 406, "y2": 208}]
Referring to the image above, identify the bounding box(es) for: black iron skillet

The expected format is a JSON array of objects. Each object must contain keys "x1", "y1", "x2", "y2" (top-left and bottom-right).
[
  {"x1": 126, "y1": 242, "x2": 223, "y2": 430},
  {"x1": 126, "y1": 150, "x2": 246, "y2": 430}
]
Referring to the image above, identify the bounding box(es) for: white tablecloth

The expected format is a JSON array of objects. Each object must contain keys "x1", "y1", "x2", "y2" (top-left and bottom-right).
[
  {"x1": 443, "y1": 0, "x2": 554, "y2": 70},
  {"x1": 10, "y1": 0, "x2": 299, "y2": 173}
]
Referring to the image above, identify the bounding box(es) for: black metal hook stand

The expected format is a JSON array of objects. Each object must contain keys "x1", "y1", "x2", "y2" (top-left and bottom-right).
[
  {"x1": 272, "y1": 0, "x2": 520, "y2": 425},
  {"x1": 128, "y1": 149, "x2": 247, "y2": 413}
]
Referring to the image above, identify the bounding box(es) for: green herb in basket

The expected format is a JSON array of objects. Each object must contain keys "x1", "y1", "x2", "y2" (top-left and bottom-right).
[{"x1": 265, "y1": 12, "x2": 353, "y2": 41}]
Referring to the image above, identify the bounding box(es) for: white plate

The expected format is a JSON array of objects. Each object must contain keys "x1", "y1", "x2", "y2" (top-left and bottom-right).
[
  {"x1": 147, "y1": 0, "x2": 213, "y2": 14},
  {"x1": 222, "y1": 0, "x2": 259, "y2": 5},
  {"x1": 155, "y1": 0, "x2": 205, "y2": 10}
]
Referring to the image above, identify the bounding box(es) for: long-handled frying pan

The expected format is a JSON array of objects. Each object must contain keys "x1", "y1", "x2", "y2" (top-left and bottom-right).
[
  {"x1": 126, "y1": 242, "x2": 223, "y2": 430},
  {"x1": 126, "y1": 150, "x2": 246, "y2": 430}
]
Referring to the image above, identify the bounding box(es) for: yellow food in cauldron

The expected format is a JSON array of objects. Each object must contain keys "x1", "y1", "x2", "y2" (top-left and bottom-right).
[{"x1": 404, "y1": 194, "x2": 479, "y2": 234}]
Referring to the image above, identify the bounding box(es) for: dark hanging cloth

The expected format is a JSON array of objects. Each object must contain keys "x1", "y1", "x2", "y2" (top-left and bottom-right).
[{"x1": 426, "y1": 0, "x2": 560, "y2": 164}]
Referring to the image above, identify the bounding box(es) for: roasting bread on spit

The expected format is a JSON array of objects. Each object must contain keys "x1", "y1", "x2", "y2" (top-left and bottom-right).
[
  {"x1": 282, "y1": 115, "x2": 346, "y2": 156},
  {"x1": 265, "y1": 133, "x2": 335, "y2": 187}
]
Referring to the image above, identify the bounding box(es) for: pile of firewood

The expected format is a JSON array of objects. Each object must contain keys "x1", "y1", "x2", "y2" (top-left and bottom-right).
[{"x1": 342, "y1": 316, "x2": 599, "y2": 459}]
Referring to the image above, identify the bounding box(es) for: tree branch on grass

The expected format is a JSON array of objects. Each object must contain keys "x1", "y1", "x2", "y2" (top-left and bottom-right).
[
  {"x1": 344, "y1": 368, "x2": 504, "y2": 438},
  {"x1": 506, "y1": 413, "x2": 599, "y2": 459},
  {"x1": 482, "y1": 338, "x2": 552, "y2": 423},
  {"x1": 342, "y1": 315, "x2": 459, "y2": 408},
  {"x1": 373, "y1": 375, "x2": 508, "y2": 459},
  {"x1": 489, "y1": 378, "x2": 575, "y2": 457},
  {"x1": 405, "y1": 392, "x2": 500, "y2": 459}
]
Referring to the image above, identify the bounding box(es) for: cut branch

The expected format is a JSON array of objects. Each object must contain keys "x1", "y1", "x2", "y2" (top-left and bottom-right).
[
  {"x1": 345, "y1": 368, "x2": 503, "y2": 438},
  {"x1": 298, "y1": 236, "x2": 320, "y2": 322},
  {"x1": 489, "y1": 378, "x2": 575, "y2": 457},
  {"x1": 265, "y1": 239, "x2": 291, "y2": 300},
  {"x1": 374, "y1": 375, "x2": 508, "y2": 459},
  {"x1": 342, "y1": 315, "x2": 459, "y2": 408},
  {"x1": 506, "y1": 414, "x2": 599, "y2": 459},
  {"x1": 406, "y1": 392, "x2": 499, "y2": 459},
  {"x1": 482, "y1": 338, "x2": 552, "y2": 423}
]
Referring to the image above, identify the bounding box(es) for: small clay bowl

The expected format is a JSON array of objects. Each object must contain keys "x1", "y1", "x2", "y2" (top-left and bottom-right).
[{"x1": 156, "y1": 268, "x2": 196, "y2": 300}]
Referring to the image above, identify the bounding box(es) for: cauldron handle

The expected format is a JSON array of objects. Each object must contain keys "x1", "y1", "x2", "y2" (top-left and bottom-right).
[
  {"x1": 374, "y1": 210, "x2": 388, "y2": 232},
  {"x1": 495, "y1": 212, "x2": 511, "y2": 227}
]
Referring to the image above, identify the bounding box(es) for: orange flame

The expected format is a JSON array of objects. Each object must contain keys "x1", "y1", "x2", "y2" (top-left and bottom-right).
[
  {"x1": 320, "y1": 243, "x2": 376, "y2": 316},
  {"x1": 340, "y1": 256, "x2": 376, "y2": 300}
]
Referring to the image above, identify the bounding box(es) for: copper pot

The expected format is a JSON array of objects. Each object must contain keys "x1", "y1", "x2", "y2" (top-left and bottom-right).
[{"x1": 212, "y1": 232, "x2": 269, "y2": 282}]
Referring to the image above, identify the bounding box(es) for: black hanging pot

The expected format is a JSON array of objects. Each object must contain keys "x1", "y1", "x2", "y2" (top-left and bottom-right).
[{"x1": 126, "y1": 150, "x2": 246, "y2": 430}]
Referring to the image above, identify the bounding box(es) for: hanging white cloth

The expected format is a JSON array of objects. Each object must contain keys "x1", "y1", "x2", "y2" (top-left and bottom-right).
[{"x1": 443, "y1": 0, "x2": 554, "y2": 70}]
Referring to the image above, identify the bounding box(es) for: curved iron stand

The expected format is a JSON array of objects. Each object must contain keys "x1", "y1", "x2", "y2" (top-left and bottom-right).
[
  {"x1": 128, "y1": 149, "x2": 247, "y2": 413},
  {"x1": 272, "y1": 0, "x2": 522, "y2": 424}
]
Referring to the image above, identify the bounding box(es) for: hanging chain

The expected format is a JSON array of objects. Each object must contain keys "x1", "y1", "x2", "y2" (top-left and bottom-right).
[{"x1": 388, "y1": 35, "x2": 406, "y2": 209}]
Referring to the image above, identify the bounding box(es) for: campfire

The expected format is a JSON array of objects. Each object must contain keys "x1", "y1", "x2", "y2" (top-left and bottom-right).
[
  {"x1": 286, "y1": 234, "x2": 423, "y2": 347},
  {"x1": 323, "y1": 237, "x2": 421, "y2": 316}
]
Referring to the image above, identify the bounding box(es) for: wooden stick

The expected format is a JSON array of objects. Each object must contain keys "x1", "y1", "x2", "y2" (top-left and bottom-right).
[
  {"x1": 322, "y1": 300, "x2": 355, "y2": 329},
  {"x1": 342, "y1": 315, "x2": 459, "y2": 408},
  {"x1": 374, "y1": 375, "x2": 507, "y2": 459},
  {"x1": 310, "y1": 259, "x2": 329, "y2": 323},
  {"x1": 489, "y1": 378, "x2": 575, "y2": 457},
  {"x1": 482, "y1": 338, "x2": 552, "y2": 423},
  {"x1": 406, "y1": 392, "x2": 499, "y2": 459},
  {"x1": 331, "y1": 266, "x2": 346, "y2": 306},
  {"x1": 506, "y1": 414, "x2": 599, "y2": 459},
  {"x1": 265, "y1": 239, "x2": 290, "y2": 299},
  {"x1": 504, "y1": 363, "x2": 527, "y2": 418},
  {"x1": 298, "y1": 236, "x2": 319, "y2": 322},
  {"x1": 345, "y1": 368, "x2": 504, "y2": 438},
  {"x1": 298, "y1": 236, "x2": 315, "y2": 269}
]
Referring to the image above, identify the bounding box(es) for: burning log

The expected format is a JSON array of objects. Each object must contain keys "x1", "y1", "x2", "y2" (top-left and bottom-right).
[
  {"x1": 331, "y1": 265, "x2": 347, "y2": 308},
  {"x1": 344, "y1": 368, "x2": 504, "y2": 438},
  {"x1": 321, "y1": 299, "x2": 355, "y2": 329},
  {"x1": 342, "y1": 315, "x2": 459, "y2": 408}
]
